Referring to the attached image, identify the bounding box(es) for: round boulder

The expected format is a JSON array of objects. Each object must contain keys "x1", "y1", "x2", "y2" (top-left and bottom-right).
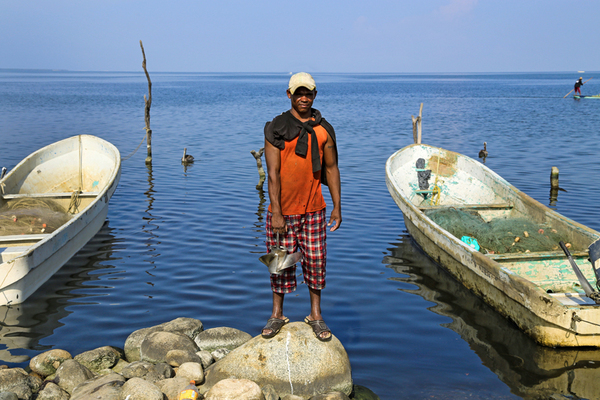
[
  {"x1": 73, "y1": 346, "x2": 122, "y2": 374},
  {"x1": 140, "y1": 331, "x2": 199, "y2": 364},
  {"x1": 29, "y1": 349, "x2": 72, "y2": 377},
  {"x1": 176, "y1": 362, "x2": 204, "y2": 385},
  {"x1": 203, "y1": 322, "x2": 352, "y2": 399},
  {"x1": 205, "y1": 378, "x2": 265, "y2": 400}
]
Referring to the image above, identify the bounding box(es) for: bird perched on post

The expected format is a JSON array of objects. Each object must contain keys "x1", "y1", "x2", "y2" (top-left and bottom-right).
[
  {"x1": 181, "y1": 148, "x2": 194, "y2": 164},
  {"x1": 478, "y1": 142, "x2": 488, "y2": 159}
]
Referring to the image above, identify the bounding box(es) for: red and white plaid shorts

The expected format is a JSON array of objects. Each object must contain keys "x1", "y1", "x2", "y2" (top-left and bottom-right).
[{"x1": 266, "y1": 209, "x2": 327, "y2": 293}]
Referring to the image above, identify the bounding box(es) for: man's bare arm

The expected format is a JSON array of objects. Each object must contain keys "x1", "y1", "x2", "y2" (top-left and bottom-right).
[
  {"x1": 323, "y1": 134, "x2": 341, "y2": 231},
  {"x1": 264, "y1": 139, "x2": 287, "y2": 233}
]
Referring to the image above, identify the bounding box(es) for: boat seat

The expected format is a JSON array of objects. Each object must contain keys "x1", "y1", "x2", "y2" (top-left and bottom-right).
[
  {"x1": 2, "y1": 192, "x2": 99, "y2": 200},
  {"x1": 419, "y1": 203, "x2": 513, "y2": 211},
  {"x1": 0, "y1": 246, "x2": 33, "y2": 262},
  {"x1": 0, "y1": 234, "x2": 49, "y2": 246},
  {"x1": 486, "y1": 250, "x2": 588, "y2": 262},
  {"x1": 549, "y1": 292, "x2": 599, "y2": 306}
]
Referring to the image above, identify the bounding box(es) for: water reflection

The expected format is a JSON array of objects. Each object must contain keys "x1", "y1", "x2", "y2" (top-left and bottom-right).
[
  {"x1": 143, "y1": 163, "x2": 160, "y2": 287},
  {"x1": 0, "y1": 221, "x2": 118, "y2": 364},
  {"x1": 385, "y1": 233, "x2": 600, "y2": 400},
  {"x1": 255, "y1": 187, "x2": 267, "y2": 231}
]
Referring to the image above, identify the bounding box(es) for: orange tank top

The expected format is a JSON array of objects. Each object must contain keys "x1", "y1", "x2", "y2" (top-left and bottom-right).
[{"x1": 271, "y1": 125, "x2": 328, "y2": 215}]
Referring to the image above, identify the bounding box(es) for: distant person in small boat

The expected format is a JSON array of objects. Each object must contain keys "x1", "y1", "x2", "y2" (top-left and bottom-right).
[
  {"x1": 261, "y1": 72, "x2": 342, "y2": 341},
  {"x1": 574, "y1": 77, "x2": 584, "y2": 95}
]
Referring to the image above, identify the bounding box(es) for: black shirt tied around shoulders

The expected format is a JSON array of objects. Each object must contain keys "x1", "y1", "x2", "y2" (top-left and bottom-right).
[{"x1": 264, "y1": 108, "x2": 338, "y2": 186}]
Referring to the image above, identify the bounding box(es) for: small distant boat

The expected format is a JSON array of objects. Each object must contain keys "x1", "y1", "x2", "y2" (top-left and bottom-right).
[
  {"x1": 574, "y1": 94, "x2": 600, "y2": 99},
  {"x1": 386, "y1": 143, "x2": 600, "y2": 347},
  {"x1": 0, "y1": 135, "x2": 120, "y2": 305}
]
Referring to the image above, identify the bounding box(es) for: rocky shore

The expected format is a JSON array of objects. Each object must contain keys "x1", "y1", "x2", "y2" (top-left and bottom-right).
[{"x1": 0, "y1": 317, "x2": 380, "y2": 400}]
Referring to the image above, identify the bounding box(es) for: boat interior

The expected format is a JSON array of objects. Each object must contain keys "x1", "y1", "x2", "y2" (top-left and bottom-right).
[{"x1": 396, "y1": 145, "x2": 600, "y2": 302}]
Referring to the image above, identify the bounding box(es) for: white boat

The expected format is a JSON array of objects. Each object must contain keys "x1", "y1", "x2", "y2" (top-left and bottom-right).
[
  {"x1": 386, "y1": 143, "x2": 600, "y2": 347},
  {"x1": 0, "y1": 135, "x2": 120, "y2": 305}
]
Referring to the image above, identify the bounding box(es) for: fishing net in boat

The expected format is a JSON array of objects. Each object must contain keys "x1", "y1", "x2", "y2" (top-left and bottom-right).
[
  {"x1": 424, "y1": 207, "x2": 568, "y2": 254},
  {"x1": 0, "y1": 198, "x2": 72, "y2": 236}
]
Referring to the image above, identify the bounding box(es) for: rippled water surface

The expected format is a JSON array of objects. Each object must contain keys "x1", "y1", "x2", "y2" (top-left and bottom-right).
[{"x1": 1, "y1": 71, "x2": 600, "y2": 399}]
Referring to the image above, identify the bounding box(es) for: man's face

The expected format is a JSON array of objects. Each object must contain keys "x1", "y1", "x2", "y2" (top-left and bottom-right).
[{"x1": 288, "y1": 87, "x2": 317, "y2": 115}]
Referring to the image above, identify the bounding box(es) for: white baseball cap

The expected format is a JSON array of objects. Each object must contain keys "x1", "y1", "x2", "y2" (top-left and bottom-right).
[{"x1": 288, "y1": 72, "x2": 316, "y2": 94}]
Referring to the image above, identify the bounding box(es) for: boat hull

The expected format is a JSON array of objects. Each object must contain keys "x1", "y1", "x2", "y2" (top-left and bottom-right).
[
  {"x1": 0, "y1": 135, "x2": 120, "y2": 305},
  {"x1": 386, "y1": 144, "x2": 600, "y2": 347}
]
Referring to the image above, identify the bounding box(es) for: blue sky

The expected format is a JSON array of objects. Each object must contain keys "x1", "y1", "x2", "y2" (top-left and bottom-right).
[{"x1": 1, "y1": 0, "x2": 598, "y2": 73}]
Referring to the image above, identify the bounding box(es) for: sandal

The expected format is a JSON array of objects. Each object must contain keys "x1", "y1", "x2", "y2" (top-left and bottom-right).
[
  {"x1": 304, "y1": 316, "x2": 332, "y2": 341},
  {"x1": 261, "y1": 317, "x2": 289, "y2": 338}
]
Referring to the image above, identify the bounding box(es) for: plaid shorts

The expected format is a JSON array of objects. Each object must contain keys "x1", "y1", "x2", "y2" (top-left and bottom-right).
[{"x1": 266, "y1": 209, "x2": 327, "y2": 293}]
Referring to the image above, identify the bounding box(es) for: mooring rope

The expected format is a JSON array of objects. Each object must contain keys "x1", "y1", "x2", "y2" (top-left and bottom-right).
[{"x1": 122, "y1": 130, "x2": 148, "y2": 161}]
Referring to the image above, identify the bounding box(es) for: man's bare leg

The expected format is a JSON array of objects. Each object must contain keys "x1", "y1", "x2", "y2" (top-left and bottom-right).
[
  {"x1": 262, "y1": 292, "x2": 286, "y2": 336},
  {"x1": 305, "y1": 287, "x2": 331, "y2": 340}
]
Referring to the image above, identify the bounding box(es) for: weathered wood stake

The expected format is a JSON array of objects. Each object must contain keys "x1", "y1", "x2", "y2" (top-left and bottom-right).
[
  {"x1": 550, "y1": 166, "x2": 560, "y2": 205},
  {"x1": 412, "y1": 103, "x2": 423, "y2": 144},
  {"x1": 251, "y1": 148, "x2": 266, "y2": 189},
  {"x1": 140, "y1": 40, "x2": 152, "y2": 164},
  {"x1": 550, "y1": 166, "x2": 559, "y2": 190}
]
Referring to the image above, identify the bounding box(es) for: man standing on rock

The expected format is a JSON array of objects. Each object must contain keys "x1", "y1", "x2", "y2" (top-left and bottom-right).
[{"x1": 261, "y1": 72, "x2": 342, "y2": 341}]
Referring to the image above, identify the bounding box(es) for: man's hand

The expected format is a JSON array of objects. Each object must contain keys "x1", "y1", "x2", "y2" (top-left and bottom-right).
[
  {"x1": 271, "y1": 212, "x2": 287, "y2": 235},
  {"x1": 328, "y1": 208, "x2": 342, "y2": 232}
]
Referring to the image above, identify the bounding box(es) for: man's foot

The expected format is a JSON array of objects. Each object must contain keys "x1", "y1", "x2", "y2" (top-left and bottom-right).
[
  {"x1": 304, "y1": 316, "x2": 332, "y2": 341},
  {"x1": 261, "y1": 317, "x2": 289, "y2": 338}
]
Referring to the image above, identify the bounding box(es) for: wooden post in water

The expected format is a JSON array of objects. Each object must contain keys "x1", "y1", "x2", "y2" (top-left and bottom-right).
[
  {"x1": 140, "y1": 40, "x2": 153, "y2": 164},
  {"x1": 251, "y1": 148, "x2": 266, "y2": 189},
  {"x1": 550, "y1": 166, "x2": 560, "y2": 205},
  {"x1": 412, "y1": 103, "x2": 423, "y2": 144}
]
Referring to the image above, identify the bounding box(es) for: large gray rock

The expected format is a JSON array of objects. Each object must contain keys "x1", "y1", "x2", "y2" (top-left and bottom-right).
[
  {"x1": 140, "y1": 331, "x2": 200, "y2": 364},
  {"x1": 120, "y1": 377, "x2": 164, "y2": 400},
  {"x1": 195, "y1": 327, "x2": 252, "y2": 352},
  {"x1": 203, "y1": 322, "x2": 352, "y2": 400},
  {"x1": 124, "y1": 318, "x2": 203, "y2": 362},
  {"x1": 54, "y1": 359, "x2": 96, "y2": 394},
  {"x1": 73, "y1": 346, "x2": 122, "y2": 374},
  {"x1": 35, "y1": 382, "x2": 70, "y2": 400},
  {"x1": 29, "y1": 349, "x2": 72, "y2": 377},
  {"x1": 0, "y1": 368, "x2": 41, "y2": 400},
  {"x1": 205, "y1": 378, "x2": 265, "y2": 400},
  {"x1": 70, "y1": 372, "x2": 125, "y2": 400},
  {"x1": 0, "y1": 392, "x2": 18, "y2": 400}
]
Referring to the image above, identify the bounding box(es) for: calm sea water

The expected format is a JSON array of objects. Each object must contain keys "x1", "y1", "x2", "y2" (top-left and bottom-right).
[{"x1": 1, "y1": 70, "x2": 600, "y2": 400}]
